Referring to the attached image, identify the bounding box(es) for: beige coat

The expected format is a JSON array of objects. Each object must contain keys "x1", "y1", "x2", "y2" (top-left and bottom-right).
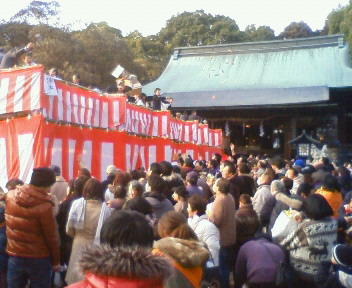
[
  {"x1": 65, "y1": 200, "x2": 102, "y2": 285},
  {"x1": 209, "y1": 193, "x2": 236, "y2": 247},
  {"x1": 50, "y1": 176, "x2": 68, "y2": 203}
]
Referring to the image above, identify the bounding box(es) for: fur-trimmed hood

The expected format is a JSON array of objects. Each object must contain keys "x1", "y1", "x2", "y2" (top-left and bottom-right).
[
  {"x1": 275, "y1": 192, "x2": 303, "y2": 210},
  {"x1": 154, "y1": 237, "x2": 209, "y2": 268},
  {"x1": 78, "y1": 245, "x2": 173, "y2": 279}
]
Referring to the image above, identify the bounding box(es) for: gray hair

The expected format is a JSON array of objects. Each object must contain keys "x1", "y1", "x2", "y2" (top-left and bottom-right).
[{"x1": 271, "y1": 180, "x2": 284, "y2": 194}]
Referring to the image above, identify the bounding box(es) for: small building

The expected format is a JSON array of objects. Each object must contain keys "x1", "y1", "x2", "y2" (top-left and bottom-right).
[{"x1": 143, "y1": 35, "x2": 352, "y2": 160}]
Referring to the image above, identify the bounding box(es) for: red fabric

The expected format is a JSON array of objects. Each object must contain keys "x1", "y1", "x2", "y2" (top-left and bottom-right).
[
  {"x1": 0, "y1": 65, "x2": 43, "y2": 114},
  {"x1": 67, "y1": 272, "x2": 164, "y2": 288},
  {"x1": 0, "y1": 115, "x2": 221, "y2": 189}
]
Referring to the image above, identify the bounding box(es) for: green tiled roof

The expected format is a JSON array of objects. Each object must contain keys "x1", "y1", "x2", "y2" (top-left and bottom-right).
[{"x1": 143, "y1": 35, "x2": 352, "y2": 108}]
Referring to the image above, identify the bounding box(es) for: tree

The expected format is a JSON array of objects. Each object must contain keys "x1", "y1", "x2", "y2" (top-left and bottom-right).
[
  {"x1": 279, "y1": 21, "x2": 314, "y2": 39},
  {"x1": 158, "y1": 10, "x2": 244, "y2": 49},
  {"x1": 10, "y1": 1, "x2": 60, "y2": 26},
  {"x1": 244, "y1": 25, "x2": 276, "y2": 41},
  {"x1": 0, "y1": 22, "x2": 31, "y2": 48}
]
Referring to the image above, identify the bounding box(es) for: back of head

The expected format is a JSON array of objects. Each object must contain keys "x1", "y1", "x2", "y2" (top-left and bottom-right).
[
  {"x1": 209, "y1": 159, "x2": 218, "y2": 169},
  {"x1": 186, "y1": 171, "x2": 198, "y2": 186},
  {"x1": 74, "y1": 175, "x2": 90, "y2": 198},
  {"x1": 305, "y1": 194, "x2": 333, "y2": 220},
  {"x1": 238, "y1": 163, "x2": 251, "y2": 174},
  {"x1": 322, "y1": 174, "x2": 340, "y2": 192},
  {"x1": 148, "y1": 174, "x2": 166, "y2": 192},
  {"x1": 158, "y1": 211, "x2": 198, "y2": 240},
  {"x1": 113, "y1": 185, "x2": 127, "y2": 199},
  {"x1": 100, "y1": 210, "x2": 154, "y2": 248},
  {"x1": 50, "y1": 165, "x2": 61, "y2": 176},
  {"x1": 271, "y1": 180, "x2": 284, "y2": 194},
  {"x1": 5, "y1": 178, "x2": 24, "y2": 190},
  {"x1": 213, "y1": 153, "x2": 222, "y2": 164},
  {"x1": 149, "y1": 162, "x2": 162, "y2": 175},
  {"x1": 239, "y1": 194, "x2": 252, "y2": 205},
  {"x1": 271, "y1": 156, "x2": 285, "y2": 169},
  {"x1": 184, "y1": 158, "x2": 194, "y2": 168},
  {"x1": 83, "y1": 178, "x2": 103, "y2": 201},
  {"x1": 281, "y1": 177, "x2": 293, "y2": 194},
  {"x1": 129, "y1": 181, "x2": 144, "y2": 197},
  {"x1": 216, "y1": 178, "x2": 231, "y2": 194},
  {"x1": 79, "y1": 168, "x2": 91, "y2": 178},
  {"x1": 174, "y1": 186, "x2": 188, "y2": 199},
  {"x1": 160, "y1": 161, "x2": 173, "y2": 176},
  {"x1": 188, "y1": 194, "x2": 207, "y2": 216},
  {"x1": 30, "y1": 167, "x2": 56, "y2": 188},
  {"x1": 123, "y1": 197, "x2": 153, "y2": 216},
  {"x1": 297, "y1": 183, "x2": 313, "y2": 198}
]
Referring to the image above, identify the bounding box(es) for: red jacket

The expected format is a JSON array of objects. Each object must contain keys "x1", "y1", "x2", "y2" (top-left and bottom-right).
[
  {"x1": 68, "y1": 274, "x2": 165, "y2": 288},
  {"x1": 66, "y1": 245, "x2": 172, "y2": 288}
]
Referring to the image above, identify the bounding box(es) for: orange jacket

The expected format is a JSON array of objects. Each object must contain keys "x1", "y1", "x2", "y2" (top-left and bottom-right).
[
  {"x1": 5, "y1": 184, "x2": 60, "y2": 265},
  {"x1": 315, "y1": 188, "x2": 343, "y2": 219}
]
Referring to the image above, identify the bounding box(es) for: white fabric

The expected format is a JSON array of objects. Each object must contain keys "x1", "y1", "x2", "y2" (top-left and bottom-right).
[
  {"x1": 93, "y1": 202, "x2": 112, "y2": 245},
  {"x1": 188, "y1": 214, "x2": 220, "y2": 266},
  {"x1": 104, "y1": 187, "x2": 114, "y2": 202},
  {"x1": 67, "y1": 198, "x2": 86, "y2": 230},
  {"x1": 338, "y1": 270, "x2": 352, "y2": 288},
  {"x1": 271, "y1": 210, "x2": 300, "y2": 243},
  {"x1": 252, "y1": 184, "x2": 271, "y2": 216}
]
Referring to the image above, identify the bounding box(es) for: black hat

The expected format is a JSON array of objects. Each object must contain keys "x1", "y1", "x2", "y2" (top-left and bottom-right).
[
  {"x1": 301, "y1": 165, "x2": 316, "y2": 175},
  {"x1": 184, "y1": 157, "x2": 194, "y2": 168},
  {"x1": 332, "y1": 244, "x2": 352, "y2": 266},
  {"x1": 50, "y1": 165, "x2": 61, "y2": 176},
  {"x1": 30, "y1": 167, "x2": 56, "y2": 187}
]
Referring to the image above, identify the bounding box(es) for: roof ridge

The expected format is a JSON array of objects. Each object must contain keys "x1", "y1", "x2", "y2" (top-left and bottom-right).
[{"x1": 173, "y1": 34, "x2": 344, "y2": 58}]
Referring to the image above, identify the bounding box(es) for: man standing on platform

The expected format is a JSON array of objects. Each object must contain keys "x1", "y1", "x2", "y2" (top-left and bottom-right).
[{"x1": 0, "y1": 42, "x2": 34, "y2": 69}]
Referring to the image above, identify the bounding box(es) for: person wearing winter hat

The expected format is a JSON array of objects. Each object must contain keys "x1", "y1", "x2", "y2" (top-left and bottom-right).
[
  {"x1": 316, "y1": 244, "x2": 352, "y2": 287},
  {"x1": 5, "y1": 167, "x2": 60, "y2": 288},
  {"x1": 101, "y1": 164, "x2": 119, "y2": 193}
]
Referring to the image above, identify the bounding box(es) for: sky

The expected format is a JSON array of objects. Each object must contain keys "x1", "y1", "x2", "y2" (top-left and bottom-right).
[{"x1": 1, "y1": 0, "x2": 350, "y2": 36}]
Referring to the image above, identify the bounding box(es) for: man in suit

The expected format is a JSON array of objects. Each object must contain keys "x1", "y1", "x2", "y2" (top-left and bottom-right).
[{"x1": 0, "y1": 43, "x2": 34, "y2": 69}]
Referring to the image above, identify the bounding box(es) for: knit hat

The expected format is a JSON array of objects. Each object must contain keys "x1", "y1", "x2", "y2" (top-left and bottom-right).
[
  {"x1": 30, "y1": 167, "x2": 56, "y2": 187},
  {"x1": 106, "y1": 164, "x2": 118, "y2": 175},
  {"x1": 332, "y1": 244, "x2": 352, "y2": 266}
]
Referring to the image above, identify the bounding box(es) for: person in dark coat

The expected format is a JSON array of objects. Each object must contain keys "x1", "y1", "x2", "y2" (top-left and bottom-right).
[
  {"x1": 0, "y1": 43, "x2": 34, "y2": 69},
  {"x1": 236, "y1": 194, "x2": 259, "y2": 245},
  {"x1": 146, "y1": 88, "x2": 172, "y2": 110}
]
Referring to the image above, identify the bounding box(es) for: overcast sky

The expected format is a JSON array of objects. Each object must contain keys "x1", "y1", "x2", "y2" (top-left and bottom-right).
[{"x1": 1, "y1": 0, "x2": 349, "y2": 36}]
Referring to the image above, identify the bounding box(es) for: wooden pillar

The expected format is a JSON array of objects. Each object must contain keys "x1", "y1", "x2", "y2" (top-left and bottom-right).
[{"x1": 283, "y1": 117, "x2": 295, "y2": 160}]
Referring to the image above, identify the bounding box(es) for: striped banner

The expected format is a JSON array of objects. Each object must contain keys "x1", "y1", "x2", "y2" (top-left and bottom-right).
[{"x1": 0, "y1": 115, "x2": 222, "y2": 189}]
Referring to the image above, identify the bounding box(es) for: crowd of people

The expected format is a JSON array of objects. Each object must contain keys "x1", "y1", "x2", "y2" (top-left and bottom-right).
[{"x1": 0, "y1": 146, "x2": 352, "y2": 288}]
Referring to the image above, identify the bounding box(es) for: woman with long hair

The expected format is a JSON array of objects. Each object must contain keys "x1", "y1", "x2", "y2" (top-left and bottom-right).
[
  {"x1": 65, "y1": 178, "x2": 112, "y2": 285},
  {"x1": 154, "y1": 211, "x2": 209, "y2": 288}
]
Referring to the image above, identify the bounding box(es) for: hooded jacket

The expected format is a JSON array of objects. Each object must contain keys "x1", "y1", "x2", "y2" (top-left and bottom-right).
[
  {"x1": 5, "y1": 184, "x2": 60, "y2": 266},
  {"x1": 154, "y1": 237, "x2": 209, "y2": 288},
  {"x1": 188, "y1": 214, "x2": 220, "y2": 266},
  {"x1": 67, "y1": 245, "x2": 173, "y2": 288}
]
